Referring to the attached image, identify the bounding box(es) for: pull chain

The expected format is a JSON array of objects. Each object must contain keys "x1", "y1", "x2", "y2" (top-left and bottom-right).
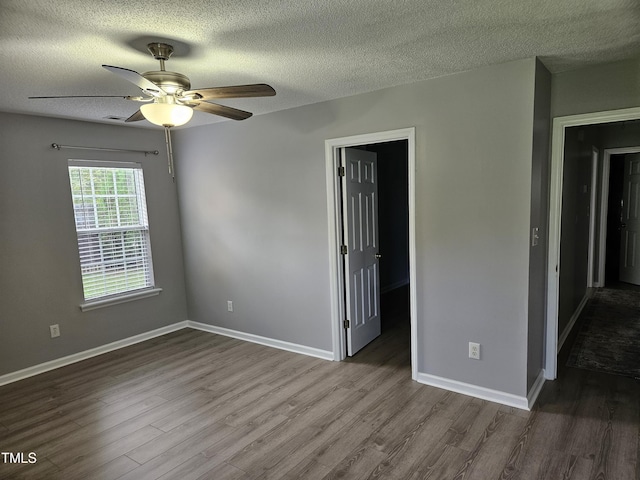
[{"x1": 164, "y1": 125, "x2": 176, "y2": 182}]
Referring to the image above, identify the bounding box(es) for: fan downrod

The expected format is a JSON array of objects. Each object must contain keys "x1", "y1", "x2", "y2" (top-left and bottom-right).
[{"x1": 143, "y1": 42, "x2": 190, "y2": 94}]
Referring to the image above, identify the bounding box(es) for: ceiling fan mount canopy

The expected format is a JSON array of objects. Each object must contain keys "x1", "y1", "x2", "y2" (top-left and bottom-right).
[{"x1": 147, "y1": 42, "x2": 174, "y2": 61}]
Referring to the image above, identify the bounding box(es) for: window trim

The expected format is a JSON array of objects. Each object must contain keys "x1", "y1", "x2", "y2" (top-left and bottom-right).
[
  {"x1": 68, "y1": 159, "x2": 158, "y2": 309},
  {"x1": 79, "y1": 287, "x2": 162, "y2": 312}
]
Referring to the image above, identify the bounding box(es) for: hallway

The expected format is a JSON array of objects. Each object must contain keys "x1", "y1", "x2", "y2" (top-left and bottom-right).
[{"x1": 566, "y1": 283, "x2": 640, "y2": 380}]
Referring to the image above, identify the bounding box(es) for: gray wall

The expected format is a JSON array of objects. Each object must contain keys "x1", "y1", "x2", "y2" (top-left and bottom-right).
[
  {"x1": 551, "y1": 57, "x2": 640, "y2": 118},
  {"x1": 558, "y1": 126, "x2": 599, "y2": 337},
  {"x1": 600, "y1": 120, "x2": 640, "y2": 149},
  {"x1": 0, "y1": 113, "x2": 188, "y2": 376},
  {"x1": 527, "y1": 59, "x2": 551, "y2": 391},
  {"x1": 175, "y1": 58, "x2": 538, "y2": 397}
]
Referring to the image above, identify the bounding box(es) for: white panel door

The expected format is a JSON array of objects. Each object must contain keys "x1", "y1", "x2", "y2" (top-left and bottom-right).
[
  {"x1": 342, "y1": 147, "x2": 381, "y2": 355},
  {"x1": 619, "y1": 153, "x2": 640, "y2": 285}
]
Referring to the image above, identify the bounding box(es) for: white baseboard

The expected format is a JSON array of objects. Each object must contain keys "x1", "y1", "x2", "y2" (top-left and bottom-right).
[
  {"x1": 527, "y1": 369, "x2": 546, "y2": 409},
  {"x1": 0, "y1": 321, "x2": 189, "y2": 387},
  {"x1": 415, "y1": 372, "x2": 530, "y2": 410},
  {"x1": 0, "y1": 320, "x2": 334, "y2": 387},
  {"x1": 557, "y1": 289, "x2": 593, "y2": 353},
  {"x1": 0, "y1": 320, "x2": 544, "y2": 412},
  {"x1": 187, "y1": 321, "x2": 334, "y2": 361}
]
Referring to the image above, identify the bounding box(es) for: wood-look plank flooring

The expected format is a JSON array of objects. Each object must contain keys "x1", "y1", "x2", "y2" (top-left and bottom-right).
[{"x1": 1, "y1": 321, "x2": 639, "y2": 479}]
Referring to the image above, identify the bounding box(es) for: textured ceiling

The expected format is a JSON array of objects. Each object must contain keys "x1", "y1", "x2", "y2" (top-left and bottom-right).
[{"x1": 1, "y1": 0, "x2": 639, "y2": 128}]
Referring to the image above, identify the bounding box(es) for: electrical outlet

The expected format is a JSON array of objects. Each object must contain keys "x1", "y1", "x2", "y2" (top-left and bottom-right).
[
  {"x1": 50, "y1": 324, "x2": 60, "y2": 338},
  {"x1": 469, "y1": 342, "x2": 480, "y2": 360},
  {"x1": 227, "y1": 301, "x2": 233, "y2": 312}
]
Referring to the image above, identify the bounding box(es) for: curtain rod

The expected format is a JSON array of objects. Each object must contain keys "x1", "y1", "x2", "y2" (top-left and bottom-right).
[{"x1": 51, "y1": 143, "x2": 159, "y2": 156}]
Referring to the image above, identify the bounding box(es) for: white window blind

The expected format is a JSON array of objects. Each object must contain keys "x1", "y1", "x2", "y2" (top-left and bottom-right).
[{"x1": 68, "y1": 161, "x2": 155, "y2": 301}]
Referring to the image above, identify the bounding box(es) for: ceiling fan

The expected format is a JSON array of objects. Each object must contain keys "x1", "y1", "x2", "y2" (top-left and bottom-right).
[{"x1": 30, "y1": 42, "x2": 276, "y2": 127}]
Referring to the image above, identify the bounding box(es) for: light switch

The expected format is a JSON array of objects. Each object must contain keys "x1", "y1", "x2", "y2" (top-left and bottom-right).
[{"x1": 531, "y1": 227, "x2": 540, "y2": 247}]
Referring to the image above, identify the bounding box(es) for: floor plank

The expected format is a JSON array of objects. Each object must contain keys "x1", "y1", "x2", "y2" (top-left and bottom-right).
[{"x1": 55, "y1": 425, "x2": 161, "y2": 480}]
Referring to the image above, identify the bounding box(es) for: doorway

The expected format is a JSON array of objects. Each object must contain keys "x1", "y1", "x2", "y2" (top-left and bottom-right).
[
  {"x1": 350, "y1": 141, "x2": 410, "y2": 336},
  {"x1": 325, "y1": 128, "x2": 417, "y2": 379},
  {"x1": 546, "y1": 107, "x2": 640, "y2": 379}
]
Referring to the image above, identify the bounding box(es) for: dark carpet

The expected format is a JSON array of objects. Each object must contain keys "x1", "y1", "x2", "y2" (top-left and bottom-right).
[{"x1": 567, "y1": 287, "x2": 640, "y2": 380}]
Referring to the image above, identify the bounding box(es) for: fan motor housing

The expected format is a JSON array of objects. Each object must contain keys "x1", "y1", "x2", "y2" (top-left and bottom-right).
[{"x1": 142, "y1": 71, "x2": 191, "y2": 95}]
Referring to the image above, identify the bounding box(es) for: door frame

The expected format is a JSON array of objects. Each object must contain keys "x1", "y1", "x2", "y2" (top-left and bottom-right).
[
  {"x1": 546, "y1": 107, "x2": 640, "y2": 380},
  {"x1": 597, "y1": 145, "x2": 640, "y2": 287},
  {"x1": 325, "y1": 127, "x2": 417, "y2": 379},
  {"x1": 587, "y1": 147, "x2": 598, "y2": 288}
]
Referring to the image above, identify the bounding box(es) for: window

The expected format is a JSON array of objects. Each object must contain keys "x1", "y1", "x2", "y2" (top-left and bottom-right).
[{"x1": 68, "y1": 160, "x2": 155, "y2": 303}]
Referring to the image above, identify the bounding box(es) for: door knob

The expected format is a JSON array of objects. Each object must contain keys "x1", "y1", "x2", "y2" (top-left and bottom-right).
[
  {"x1": 375, "y1": 253, "x2": 382, "y2": 259},
  {"x1": 621, "y1": 223, "x2": 627, "y2": 229}
]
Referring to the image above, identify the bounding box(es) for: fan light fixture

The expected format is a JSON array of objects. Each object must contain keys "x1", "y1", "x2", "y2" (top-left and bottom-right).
[{"x1": 140, "y1": 102, "x2": 193, "y2": 127}]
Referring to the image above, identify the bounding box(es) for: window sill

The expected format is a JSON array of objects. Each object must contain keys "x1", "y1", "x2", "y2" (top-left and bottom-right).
[{"x1": 79, "y1": 288, "x2": 163, "y2": 312}]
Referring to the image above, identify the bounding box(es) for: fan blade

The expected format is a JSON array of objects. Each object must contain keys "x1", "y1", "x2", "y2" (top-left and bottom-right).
[
  {"x1": 125, "y1": 110, "x2": 146, "y2": 122},
  {"x1": 184, "y1": 84, "x2": 275, "y2": 100},
  {"x1": 192, "y1": 102, "x2": 252, "y2": 121},
  {"x1": 102, "y1": 65, "x2": 165, "y2": 96},
  {"x1": 29, "y1": 95, "x2": 133, "y2": 99}
]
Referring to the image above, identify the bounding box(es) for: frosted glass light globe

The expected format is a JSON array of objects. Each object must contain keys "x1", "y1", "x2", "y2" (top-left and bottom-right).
[{"x1": 140, "y1": 103, "x2": 193, "y2": 127}]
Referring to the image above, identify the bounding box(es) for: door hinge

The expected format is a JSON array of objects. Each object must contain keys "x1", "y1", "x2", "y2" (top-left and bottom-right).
[
  {"x1": 338, "y1": 166, "x2": 345, "y2": 177},
  {"x1": 340, "y1": 245, "x2": 348, "y2": 255},
  {"x1": 344, "y1": 319, "x2": 350, "y2": 329}
]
